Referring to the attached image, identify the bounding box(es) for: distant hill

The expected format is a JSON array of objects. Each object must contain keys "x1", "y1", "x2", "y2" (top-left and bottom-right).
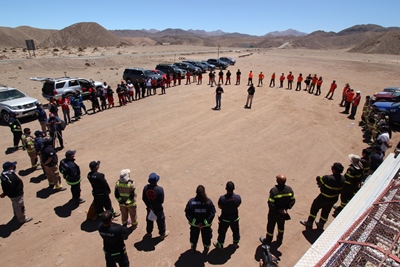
[{"x1": 1, "y1": 23, "x2": 400, "y2": 55}]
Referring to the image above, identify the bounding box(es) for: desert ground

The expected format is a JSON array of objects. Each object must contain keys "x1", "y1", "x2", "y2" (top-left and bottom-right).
[{"x1": 1, "y1": 45, "x2": 400, "y2": 267}]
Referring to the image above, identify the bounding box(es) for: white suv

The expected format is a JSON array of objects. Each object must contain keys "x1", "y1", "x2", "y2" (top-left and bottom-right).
[
  {"x1": 0, "y1": 86, "x2": 39, "y2": 122},
  {"x1": 30, "y1": 76, "x2": 103, "y2": 100}
]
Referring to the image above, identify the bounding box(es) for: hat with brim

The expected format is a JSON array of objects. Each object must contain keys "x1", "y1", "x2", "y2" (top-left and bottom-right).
[
  {"x1": 348, "y1": 154, "x2": 363, "y2": 170},
  {"x1": 3, "y1": 161, "x2": 17, "y2": 170},
  {"x1": 148, "y1": 172, "x2": 160, "y2": 184},
  {"x1": 120, "y1": 169, "x2": 131, "y2": 183},
  {"x1": 89, "y1": 161, "x2": 100, "y2": 170}
]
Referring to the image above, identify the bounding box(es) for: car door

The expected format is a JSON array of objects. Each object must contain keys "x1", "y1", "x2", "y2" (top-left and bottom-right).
[{"x1": 77, "y1": 79, "x2": 93, "y2": 93}]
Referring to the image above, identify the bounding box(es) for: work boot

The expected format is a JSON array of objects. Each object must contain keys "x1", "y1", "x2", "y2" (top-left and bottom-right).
[
  {"x1": 160, "y1": 230, "x2": 169, "y2": 240},
  {"x1": 276, "y1": 233, "x2": 284, "y2": 247},
  {"x1": 315, "y1": 221, "x2": 325, "y2": 230},
  {"x1": 213, "y1": 241, "x2": 223, "y2": 250},
  {"x1": 300, "y1": 220, "x2": 313, "y2": 228},
  {"x1": 259, "y1": 236, "x2": 272, "y2": 246},
  {"x1": 22, "y1": 217, "x2": 33, "y2": 224},
  {"x1": 74, "y1": 198, "x2": 85, "y2": 205}
]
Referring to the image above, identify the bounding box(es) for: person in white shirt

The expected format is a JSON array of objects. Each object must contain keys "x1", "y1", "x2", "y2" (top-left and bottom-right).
[{"x1": 377, "y1": 125, "x2": 391, "y2": 155}]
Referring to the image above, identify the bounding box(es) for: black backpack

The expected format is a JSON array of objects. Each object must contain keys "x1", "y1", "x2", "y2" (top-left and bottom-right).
[{"x1": 60, "y1": 120, "x2": 67, "y2": 131}]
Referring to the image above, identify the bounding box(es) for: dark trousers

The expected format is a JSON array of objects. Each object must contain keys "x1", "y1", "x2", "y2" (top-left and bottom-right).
[
  {"x1": 247, "y1": 78, "x2": 252, "y2": 85},
  {"x1": 315, "y1": 85, "x2": 321, "y2": 95},
  {"x1": 51, "y1": 131, "x2": 63, "y2": 148},
  {"x1": 349, "y1": 105, "x2": 358, "y2": 119},
  {"x1": 287, "y1": 81, "x2": 293, "y2": 89},
  {"x1": 295, "y1": 82, "x2": 301, "y2": 91},
  {"x1": 141, "y1": 88, "x2": 146, "y2": 98},
  {"x1": 146, "y1": 209, "x2": 166, "y2": 236},
  {"x1": 266, "y1": 211, "x2": 285, "y2": 244},
  {"x1": 279, "y1": 81, "x2": 283, "y2": 88},
  {"x1": 190, "y1": 225, "x2": 212, "y2": 247},
  {"x1": 269, "y1": 79, "x2": 275, "y2": 87},
  {"x1": 104, "y1": 249, "x2": 129, "y2": 267},
  {"x1": 93, "y1": 194, "x2": 113, "y2": 216},
  {"x1": 73, "y1": 107, "x2": 81, "y2": 119},
  {"x1": 62, "y1": 109, "x2": 71, "y2": 123},
  {"x1": 135, "y1": 90, "x2": 141, "y2": 100},
  {"x1": 307, "y1": 195, "x2": 337, "y2": 225},
  {"x1": 340, "y1": 95, "x2": 346, "y2": 106},
  {"x1": 215, "y1": 95, "x2": 222, "y2": 109},
  {"x1": 309, "y1": 83, "x2": 316, "y2": 93},
  {"x1": 217, "y1": 217, "x2": 240, "y2": 245},
  {"x1": 12, "y1": 131, "x2": 22, "y2": 148},
  {"x1": 344, "y1": 101, "x2": 351, "y2": 113},
  {"x1": 70, "y1": 183, "x2": 81, "y2": 201}
]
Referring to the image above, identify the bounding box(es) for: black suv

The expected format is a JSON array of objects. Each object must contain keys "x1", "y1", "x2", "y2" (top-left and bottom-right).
[
  {"x1": 123, "y1": 68, "x2": 162, "y2": 85},
  {"x1": 173, "y1": 62, "x2": 201, "y2": 74},
  {"x1": 207, "y1": 59, "x2": 228, "y2": 69},
  {"x1": 155, "y1": 64, "x2": 186, "y2": 78}
]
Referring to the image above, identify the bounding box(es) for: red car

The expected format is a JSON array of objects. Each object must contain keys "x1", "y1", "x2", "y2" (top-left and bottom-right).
[
  {"x1": 151, "y1": 70, "x2": 167, "y2": 80},
  {"x1": 371, "y1": 91, "x2": 400, "y2": 103}
]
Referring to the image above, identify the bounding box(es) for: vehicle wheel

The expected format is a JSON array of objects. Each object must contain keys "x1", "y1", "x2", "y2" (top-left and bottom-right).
[
  {"x1": 1, "y1": 111, "x2": 10, "y2": 123},
  {"x1": 65, "y1": 93, "x2": 74, "y2": 99}
]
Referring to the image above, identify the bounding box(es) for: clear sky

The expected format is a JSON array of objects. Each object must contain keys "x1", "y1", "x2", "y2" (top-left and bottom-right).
[{"x1": 1, "y1": 0, "x2": 399, "y2": 36}]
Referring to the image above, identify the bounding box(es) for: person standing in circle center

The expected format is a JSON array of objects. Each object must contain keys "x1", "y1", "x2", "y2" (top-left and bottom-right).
[
  {"x1": 185, "y1": 185, "x2": 216, "y2": 254},
  {"x1": 213, "y1": 83, "x2": 224, "y2": 110},
  {"x1": 142, "y1": 172, "x2": 169, "y2": 240}
]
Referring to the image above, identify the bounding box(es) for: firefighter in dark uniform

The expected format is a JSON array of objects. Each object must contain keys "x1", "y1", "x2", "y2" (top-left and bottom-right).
[
  {"x1": 87, "y1": 161, "x2": 119, "y2": 217},
  {"x1": 59, "y1": 150, "x2": 85, "y2": 205},
  {"x1": 8, "y1": 112, "x2": 22, "y2": 150},
  {"x1": 360, "y1": 148, "x2": 371, "y2": 183},
  {"x1": 333, "y1": 154, "x2": 364, "y2": 217},
  {"x1": 260, "y1": 174, "x2": 295, "y2": 246},
  {"x1": 142, "y1": 172, "x2": 169, "y2": 239},
  {"x1": 300, "y1": 163, "x2": 345, "y2": 230},
  {"x1": 213, "y1": 181, "x2": 241, "y2": 250},
  {"x1": 185, "y1": 185, "x2": 216, "y2": 253},
  {"x1": 98, "y1": 210, "x2": 129, "y2": 267}
]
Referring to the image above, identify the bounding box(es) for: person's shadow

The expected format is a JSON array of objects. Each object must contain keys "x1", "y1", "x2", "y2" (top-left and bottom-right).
[
  {"x1": 133, "y1": 234, "x2": 163, "y2": 252},
  {"x1": 18, "y1": 168, "x2": 37, "y2": 177},
  {"x1": 206, "y1": 244, "x2": 238, "y2": 264},
  {"x1": 29, "y1": 173, "x2": 47, "y2": 184},
  {"x1": 302, "y1": 228, "x2": 324, "y2": 244},
  {"x1": 80, "y1": 219, "x2": 100, "y2": 233},
  {"x1": 174, "y1": 249, "x2": 206, "y2": 267},
  {"x1": 4, "y1": 147, "x2": 18, "y2": 155},
  {"x1": 54, "y1": 199, "x2": 78, "y2": 218},
  {"x1": 0, "y1": 217, "x2": 22, "y2": 238},
  {"x1": 36, "y1": 187, "x2": 60, "y2": 199}
]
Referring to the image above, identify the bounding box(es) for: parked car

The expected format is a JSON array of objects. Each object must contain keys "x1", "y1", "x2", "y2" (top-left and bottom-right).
[
  {"x1": 371, "y1": 91, "x2": 400, "y2": 103},
  {"x1": 31, "y1": 76, "x2": 103, "y2": 100},
  {"x1": 182, "y1": 60, "x2": 208, "y2": 72},
  {"x1": 123, "y1": 68, "x2": 163, "y2": 86},
  {"x1": 155, "y1": 64, "x2": 186, "y2": 78},
  {"x1": 151, "y1": 70, "x2": 167, "y2": 80},
  {"x1": 200, "y1": 61, "x2": 216, "y2": 71},
  {"x1": 373, "y1": 101, "x2": 400, "y2": 124},
  {"x1": 207, "y1": 58, "x2": 228, "y2": 69},
  {"x1": 383, "y1": 87, "x2": 400, "y2": 93},
  {"x1": 0, "y1": 86, "x2": 39, "y2": 122},
  {"x1": 219, "y1": 57, "x2": 236, "y2": 65},
  {"x1": 173, "y1": 62, "x2": 201, "y2": 74}
]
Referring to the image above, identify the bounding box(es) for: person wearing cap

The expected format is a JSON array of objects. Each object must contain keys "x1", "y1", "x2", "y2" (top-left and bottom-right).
[
  {"x1": 295, "y1": 73, "x2": 303, "y2": 91},
  {"x1": 59, "y1": 150, "x2": 85, "y2": 205},
  {"x1": 244, "y1": 83, "x2": 255, "y2": 109},
  {"x1": 260, "y1": 174, "x2": 295, "y2": 246},
  {"x1": 98, "y1": 210, "x2": 129, "y2": 267},
  {"x1": 377, "y1": 125, "x2": 392, "y2": 156},
  {"x1": 325, "y1": 80, "x2": 337, "y2": 100},
  {"x1": 35, "y1": 102, "x2": 48, "y2": 136},
  {"x1": 46, "y1": 113, "x2": 64, "y2": 149},
  {"x1": 235, "y1": 69, "x2": 241, "y2": 85},
  {"x1": 8, "y1": 111, "x2": 22, "y2": 150},
  {"x1": 213, "y1": 181, "x2": 242, "y2": 250},
  {"x1": 21, "y1": 128, "x2": 39, "y2": 169},
  {"x1": 48, "y1": 97, "x2": 59, "y2": 117},
  {"x1": 142, "y1": 172, "x2": 169, "y2": 240},
  {"x1": 342, "y1": 88, "x2": 355, "y2": 114},
  {"x1": 286, "y1": 71, "x2": 294, "y2": 89},
  {"x1": 87, "y1": 161, "x2": 119, "y2": 218},
  {"x1": 300, "y1": 163, "x2": 345, "y2": 230},
  {"x1": 185, "y1": 185, "x2": 216, "y2": 253},
  {"x1": 348, "y1": 91, "x2": 362, "y2": 120},
  {"x1": 1, "y1": 161, "x2": 32, "y2": 224},
  {"x1": 340, "y1": 83, "x2": 351, "y2": 107},
  {"x1": 333, "y1": 154, "x2": 364, "y2": 217},
  {"x1": 114, "y1": 169, "x2": 137, "y2": 228},
  {"x1": 41, "y1": 138, "x2": 66, "y2": 191},
  {"x1": 213, "y1": 83, "x2": 224, "y2": 110}
]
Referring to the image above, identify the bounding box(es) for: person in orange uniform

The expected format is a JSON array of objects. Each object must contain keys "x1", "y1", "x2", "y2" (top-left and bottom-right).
[
  {"x1": 348, "y1": 91, "x2": 362, "y2": 120},
  {"x1": 186, "y1": 71, "x2": 191, "y2": 85},
  {"x1": 295, "y1": 73, "x2": 303, "y2": 91},
  {"x1": 269, "y1": 72, "x2": 276, "y2": 88},
  {"x1": 309, "y1": 74, "x2": 318, "y2": 94},
  {"x1": 286, "y1": 71, "x2": 294, "y2": 89},
  {"x1": 340, "y1": 83, "x2": 351, "y2": 107},
  {"x1": 342, "y1": 88, "x2": 355, "y2": 114},
  {"x1": 315, "y1": 77, "x2": 323, "y2": 96},
  {"x1": 279, "y1": 73, "x2": 285, "y2": 88},
  {"x1": 258, "y1": 72, "x2": 265, "y2": 87},
  {"x1": 247, "y1": 71, "x2": 253, "y2": 86},
  {"x1": 325, "y1": 80, "x2": 337, "y2": 99}
]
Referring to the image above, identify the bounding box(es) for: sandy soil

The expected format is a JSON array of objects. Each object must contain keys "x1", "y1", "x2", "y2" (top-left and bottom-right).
[{"x1": 1, "y1": 46, "x2": 400, "y2": 267}]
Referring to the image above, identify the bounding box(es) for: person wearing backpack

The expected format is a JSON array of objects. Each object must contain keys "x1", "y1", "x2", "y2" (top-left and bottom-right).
[
  {"x1": 59, "y1": 150, "x2": 85, "y2": 205},
  {"x1": 46, "y1": 113, "x2": 64, "y2": 149}
]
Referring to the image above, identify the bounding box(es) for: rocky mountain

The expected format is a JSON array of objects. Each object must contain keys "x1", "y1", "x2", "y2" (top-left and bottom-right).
[{"x1": 265, "y1": 29, "x2": 307, "y2": 37}]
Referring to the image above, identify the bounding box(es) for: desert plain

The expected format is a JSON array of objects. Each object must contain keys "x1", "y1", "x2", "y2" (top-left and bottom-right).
[{"x1": 1, "y1": 45, "x2": 400, "y2": 267}]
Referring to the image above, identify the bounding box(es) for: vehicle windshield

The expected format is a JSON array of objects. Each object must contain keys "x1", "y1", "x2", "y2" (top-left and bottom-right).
[
  {"x1": 0, "y1": 89, "x2": 26, "y2": 102},
  {"x1": 391, "y1": 102, "x2": 400, "y2": 107},
  {"x1": 393, "y1": 92, "x2": 400, "y2": 97},
  {"x1": 144, "y1": 70, "x2": 155, "y2": 76}
]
